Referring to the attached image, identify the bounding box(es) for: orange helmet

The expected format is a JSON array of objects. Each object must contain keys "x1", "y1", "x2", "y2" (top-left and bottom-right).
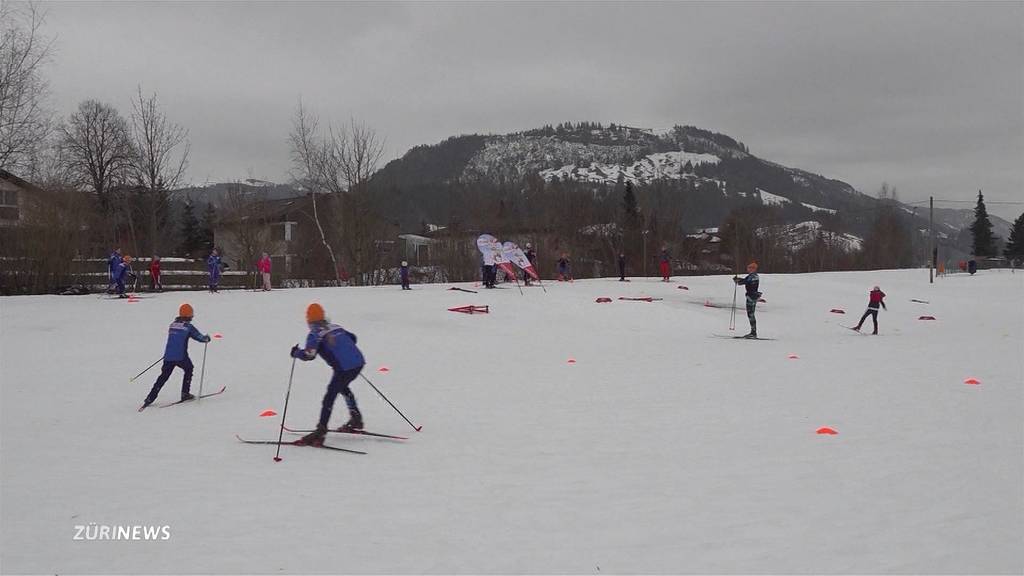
[
  {"x1": 179, "y1": 303, "x2": 194, "y2": 318},
  {"x1": 306, "y1": 302, "x2": 325, "y2": 323}
]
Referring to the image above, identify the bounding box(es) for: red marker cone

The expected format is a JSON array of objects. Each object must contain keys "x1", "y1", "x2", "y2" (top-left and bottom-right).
[
  {"x1": 567, "y1": 358, "x2": 576, "y2": 364},
  {"x1": 963, "y1": 377, "x2": 980, "y2": 385},
  {"x1": 259, "y1": 410, "x2": 278, "y2": 417},
  {"x1": 212, "y1": 333, "x2": 223, "y2": 340},
  {"x1": 378, "y1": 366, "x2": 390, "y2": 373},
  {"x1": 788, "y1": 354, "x2": 800, "y2": 359},
  {"x1": 816, "y1": 427, "x2": 838, "y2": 435}
]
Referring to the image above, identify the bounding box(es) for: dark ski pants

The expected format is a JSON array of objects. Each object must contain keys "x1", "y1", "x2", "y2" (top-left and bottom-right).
[
  {"x1": 619, "y1": 263, "x2": 626, "y2": 281},
  {"x1": 145, "y1": 358, "x2": 193, "y2": 404},
  {"x1": 856, "y1": 308, "x2": 879, "y2": 333},
  {"x1": 745, "y1": 296, "x2": 758, "y2": 334},
  {"x1": 318, "y1": 366, "x2": 362, "y2": 429}
]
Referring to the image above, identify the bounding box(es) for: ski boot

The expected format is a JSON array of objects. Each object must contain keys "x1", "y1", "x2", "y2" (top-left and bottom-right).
[
  {"x1": 742, "y1": 332, "x2": 758, "y2": 339},
  {"x1": 180, "y1": 392, "x2": 195, "y2": 402},
  {"x1": 852, "y1": 325, "x2": 862, "y2": 332},
  {"x1": 294, "y1": 424, "x2": 327, "y2": 447},
  {"x1": 336, "y1": 409, "x2": 364, "y2": 432}
]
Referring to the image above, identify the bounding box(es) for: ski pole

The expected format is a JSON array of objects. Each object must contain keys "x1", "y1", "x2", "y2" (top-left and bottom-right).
[
  {"x1": 359, "y1": 373, "x2": 422, "y2": 431},
  {"x1": 274, "y1": 357, "x2": 298, "y2": 462},
  {"x1": 729, "y1": 279, "x2": 738, "y2": 331},
  {"x1": 130, "y1": 357, "x2": 164, "y2": 382},
  {"x1": 197, "y1": 342, "x2": 208, "y2": 399}
]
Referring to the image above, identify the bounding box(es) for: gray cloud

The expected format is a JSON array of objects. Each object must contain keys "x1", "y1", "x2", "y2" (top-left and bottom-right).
[{"x1": 38, "y1": 0, "x2": 1023, "y2": 218}]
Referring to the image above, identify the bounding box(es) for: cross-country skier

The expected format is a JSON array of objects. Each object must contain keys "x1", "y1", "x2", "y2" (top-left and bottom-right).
[
  {"x1": 618, "y1": 251, "x2": 627, "y2": 281},
  {"x1": 112, "y1": 255, "x2": 133, "y2": 298},
  {"x1": 853, "y1": 286, "x2": 887, "y2": 334},
  {"x1": 140, "y1": 303, "x2": 211, "y2": 410},
  {"x1": 107, "y1": 248, "x2": 123, "y2": 293},
  {"x1": 524, "y1": 243, "x2": 536, "y2": 285},
  {"x1": 149, "y1": 255, "x2": 162, "y2": 292},
  {"x1": 733, "y1": 262, "x2": 761, "y2": 338},
  {"x1": 207, "y1": 249, "x2": 222, "y2": 292},
  {"x1": 400, "y1": 261, "x2": 411, "y2": 290},
  {"x1": 290, "y1": 303, "x2": 366, "y2": 446},
  {"x1": 557, "y1": 253, "x2": 571, "y2": 281}
]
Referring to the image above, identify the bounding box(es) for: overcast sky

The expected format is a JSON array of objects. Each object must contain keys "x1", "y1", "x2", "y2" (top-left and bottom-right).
[{"x1": 36, "y1": 1, "x2": 1024, "y2": 219}]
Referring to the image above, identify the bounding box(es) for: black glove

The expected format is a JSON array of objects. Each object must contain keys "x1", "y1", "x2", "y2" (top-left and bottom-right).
[{"x1": 290, "y1": 345, "x2": 302, "y2": 359}]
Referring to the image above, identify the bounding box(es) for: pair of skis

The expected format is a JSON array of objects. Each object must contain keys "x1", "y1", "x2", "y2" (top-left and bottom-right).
[
  {"x1": 237, "y1": 427, "x2": 407, "y2": 456},
  {"x1": 137, "y1": 386, "x2": 227, "y2": 411}
]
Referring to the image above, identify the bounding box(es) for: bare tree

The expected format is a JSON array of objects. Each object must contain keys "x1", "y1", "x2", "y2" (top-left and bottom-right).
[
  {"x1": 221, "y1": 183, "x2": 269, "y2": 284},
  {"x1": 338, "y1": 118, "x2": 385, "y2": 192},
  {"x1": 60, "y1": 99, "x2": 135, "y2": 250},
  {"x1": 0, "y1": 2, "x2": 53, "y2": 176},
  {"x1": 288, "y1": 101, "x2": 342, "y2": 282},
  {"x1": 128, "y1": 87, "x2": 190, "y2": 255}
]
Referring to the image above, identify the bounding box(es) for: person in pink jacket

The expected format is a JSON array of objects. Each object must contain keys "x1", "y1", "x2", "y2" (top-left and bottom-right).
[{"x1": 257, "y1": 253, "x2": 272, "y2": 291}]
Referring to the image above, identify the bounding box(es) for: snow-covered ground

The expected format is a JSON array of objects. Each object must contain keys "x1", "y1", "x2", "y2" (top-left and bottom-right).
[{"x1": 1, "y1": 269, "x2": 1022, "y2": 574}]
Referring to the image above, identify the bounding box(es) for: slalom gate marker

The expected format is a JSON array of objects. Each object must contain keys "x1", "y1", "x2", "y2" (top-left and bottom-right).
[
  {"x1": 448, "y1": 305, "x2": 489, "y2": 314},
  {"x1": 787, "y1": 354, "x2": 800, "y2": 359},
  {"x1": 567, "y1": 358, "x2": 577, "y2": 364},
  {"x1": 830, "y1": 308, "x2": 845, "y2": 314},
  {"x1": 212, "y1": 333, "x2": 223, "y2": 340},
  {"x1": 816, "y1": 427, "x2": 838, "y2": 435},
  {"x1": 918, "y1": 316, "x2": 936, "y2": 321},
  {"x1": 259, "y1": 409, "x2": 277, "y2": 417},
  {"x1": 963, "y1": 377, "x2": 981, "y2": 385},
  {"x1": 378, "y1": 366, "x2": 390, "y2": 373},
  {"x1": 595, "y1": 297, "x2": 612, "y2": 303}
]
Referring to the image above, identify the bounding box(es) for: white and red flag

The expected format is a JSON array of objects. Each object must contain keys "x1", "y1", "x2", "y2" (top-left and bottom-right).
[{"x1": 502, "y1": 241, "x2": 539, "y2": 280}]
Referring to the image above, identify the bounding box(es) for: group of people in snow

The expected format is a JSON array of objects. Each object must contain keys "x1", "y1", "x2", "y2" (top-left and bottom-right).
[{"x1": 107, "y1": 247, "x2": 278, "y2": 295}]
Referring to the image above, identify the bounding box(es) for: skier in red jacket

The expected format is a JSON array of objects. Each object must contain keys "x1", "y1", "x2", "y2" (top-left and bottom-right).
[
  {"x1": 853, "y1": 286, "x2": 887, "y2": 334},
  {"x1": 149, "y1": 255, "x2": 162, "y2": 292}
]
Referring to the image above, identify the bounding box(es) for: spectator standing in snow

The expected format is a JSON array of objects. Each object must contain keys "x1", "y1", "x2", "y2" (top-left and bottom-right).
[
  {"x1": 400, "y1": 261, "x2": 411, "y2": 290},
  {"x1": 207, "y1": 249, "x2": 222, "y2": 292},
  {"x1": 140, "y1": 303, "x2": 210, "y2": 410},
  {"x1": 618, "y1": 251, "x2": 627, "y2": 281},
  {"x1": 659, "y1": 244, "x2": 671, "y2": 282},
  {"x1": 853, "y1": 286, "x2": 887, "y2": 334},
  {"x1": 733, "y1": 262, "x2": 761, "y2": 338},
  {"x1": 257, "y1": 252, "x2": 272, "y2": 291},
  {"x1": 291, "y1": 303, "x2": 366, "y2": 446},
  {"x1": 482, "y1": 250, "x2": 495, "y2": 289},
  {"x1": 149, "y1": 255, "x2": 162, "y2": 292}
]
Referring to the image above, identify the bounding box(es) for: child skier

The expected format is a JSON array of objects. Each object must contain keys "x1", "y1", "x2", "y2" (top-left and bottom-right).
[
  {"x1": 257, "y1": 252, "x2": 272, "y2": 291},
  {"x1": 660, "y1": 245, "x2": 671, "y2": 282},
  {"x1": 107, "y1": 248, "x2": 122, "y2": 293},
  {"x1": 853, "y1": 286, "x2": 887, "y2": 334},
  {"x1": 149, "y1": 255, "x2": 162, "y2": 292},
  {"x1": 140, "y1": 303, "x2": 211, "y2": 410},
  {"x1": 400, "y1": 261, "x2": 411, "y2": 290},
  {"x1": 524, "y1": 243, "x2": 536, "y2": 285},
  {"x1": 112, "y1": 255, "x2": 133, "y2": 298},
  {"x1": 618, "y1": 252, "x2": 627, "y2": 281},
  {"x1": 207, "y1": 249, "x2": 222, "y2": 292},
  {"x1": 290, "y1": 303, "x2": 366, "y2": 446},
  {"x1": 733, "y1": 262, "x2": 762, "y2": 338},
  {"x1": 557, "y1": 253, "x2": 571, "y2": 281}
]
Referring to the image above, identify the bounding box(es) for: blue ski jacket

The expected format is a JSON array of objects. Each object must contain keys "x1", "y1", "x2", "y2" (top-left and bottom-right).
[
  {"x1": 163, "y1": 319, "x2": 210, "y2": 361},
  {"x1": 735, "y1": 272, "x2": 761, "y2": 298},
  {"x1": 292, "y1": 322, "x2": 365, "y2": 371}
]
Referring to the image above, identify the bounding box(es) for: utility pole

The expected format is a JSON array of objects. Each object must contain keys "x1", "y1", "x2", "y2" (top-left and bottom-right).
[{"x1": 929, "y1": 196, "x2": 934, "y2": 283}]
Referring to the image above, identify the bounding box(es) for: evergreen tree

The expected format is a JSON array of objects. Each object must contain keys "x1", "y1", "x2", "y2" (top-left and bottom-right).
[
  {"x1": 970, "y1": 190, "x2": 997, "y2": 256},
  {"x1": 1004, "y1": 211, "x2": 1024, "y2": 260},
  {"x1": 200, "y1": 202, "x2": 217, "y2": 254},
  {"x1": 622, "y1": 180, "x2": 639, "y2": 228},
  {"x1": 179, "y1": 200, "x2": 202, "y2": 257}
]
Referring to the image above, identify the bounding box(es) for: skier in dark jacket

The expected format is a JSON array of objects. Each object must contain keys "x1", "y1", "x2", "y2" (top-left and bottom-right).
[
  {"x1": 140, "y1": 303, "x2": 211, "y2": 410},
  {"x1": 733, "y1": 262, "x2": 761, "y2": 338},
  {"x1": 853, "y1": 286, "x2": 887, "y2": 334},
  {"x1": 618, "y1": 252, "x2": 627, "y2": 281},
  {"x1": 400, "y1": 261, "x2": 411, "y2": 290},
  {"x1": 291, "y1": 303, "x2": 366, "y2": 446},
  {"x1": 524, "y1": 243, "x2": 536, "y2": 285}
]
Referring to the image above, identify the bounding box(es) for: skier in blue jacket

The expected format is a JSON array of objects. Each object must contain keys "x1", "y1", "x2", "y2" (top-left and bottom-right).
[
  {"x1": 111, "y1": 255, "x2": 133, "y2": 298},
  {"x1": 207, "y1": 249, "x2": 222, "y2": 292},
  {"x1": 140, "y1": 303, "x2": 211, "y2": 410},
  {"x1": 291, "y1": 303, "x2": 366, "y2": 446},
  {"x1": 733, "y1": 262, "x2": 762, "y2": 338},
  {"x1": 107, "y1": 248, "x2": 123, "y2": 292}
]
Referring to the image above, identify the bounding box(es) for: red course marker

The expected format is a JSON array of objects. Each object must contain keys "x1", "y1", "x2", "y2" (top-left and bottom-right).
[
  {"x1": 787, "y1": 354, "x2": 800, "y2": 359},
  {"x1": 963, "y1": 378, "x2": 981, "y2": 385},
  {"x1": 595, "y1": 297, "x2": 612, "y2": 303},
  {"x1": 567, "y1": 358, "x2": 577, "y2": 364},
  {"x1": 259, "y1": 410, "x2": 277, "y2": 417},
  {"x1": 213, "y1": 333, "x2": 223, "y2": 340},
  {"x1": 378, "y1": 366, "x2": 390, "y2": 373},
  {"x1": 816, "y1": 427, "x2": 838, "y2": 435}
]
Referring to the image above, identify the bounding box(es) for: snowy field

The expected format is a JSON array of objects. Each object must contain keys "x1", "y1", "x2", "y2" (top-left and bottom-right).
[{"x1": 1, "y1": 269, "x2": 1022, "y2": 574}]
